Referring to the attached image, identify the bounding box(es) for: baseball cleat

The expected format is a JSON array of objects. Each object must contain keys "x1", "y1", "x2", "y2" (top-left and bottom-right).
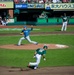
[
  {"x1": 27, "y1": 63, "x2": 30, "y2": 67},
  {"x1": 36, "y1": 42, "x2": 38, "y2": 45},
  {"x1": 34, "y1": 67, "x2": 37, "y2": 70},
  {"x1": 27, "y1": 64, "x2": 30, "y2": 67},
  {"x1": 17, "y1": 44, "x2": 20, "y2": 46}
]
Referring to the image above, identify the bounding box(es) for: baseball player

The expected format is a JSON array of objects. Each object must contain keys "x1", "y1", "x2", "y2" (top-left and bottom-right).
[
  {"x1": 61, "y1": 13, "x2": 69, "y2": 31},
  {"x1": 17, "y1": 25, "x2": 38, "y2": 46},
  {"x1": 27, "y1": 45, "x2": 48, "y2": 70},
  {"x1": 0, "y1": 17, "x2": 8, "y2": 26}
]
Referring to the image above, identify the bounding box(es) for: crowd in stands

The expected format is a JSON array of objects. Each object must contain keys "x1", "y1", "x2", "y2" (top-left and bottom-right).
[
  {"x1": 0, "y1": 0, "x2": 13, "y2": 2},
  {"x1": 0, "y1": 13, "x2": 11, "y2": 26},
  {"x1": 0, "y1": 0, "x2": 73, "y2": 3},
  {"x1": 14, "y1": 0, "x2": 73, "y2": 4},
  {"x1": 0, "y1": 16, "x2": 8, "y2": 26}
]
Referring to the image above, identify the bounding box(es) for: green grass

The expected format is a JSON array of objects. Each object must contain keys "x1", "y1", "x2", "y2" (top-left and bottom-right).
[
  {"x1": 0, "y1": 25, "x2": 74, "y2": 68},
  {"x1": 0, "y1": 25, "x2": 74, "y2": 34},
  {"x1": 0, "y1": 49, "x2": 33, "y2": 67},
  {"x1": 0, "y1": 34, "x2": 74, "y2": 68}
]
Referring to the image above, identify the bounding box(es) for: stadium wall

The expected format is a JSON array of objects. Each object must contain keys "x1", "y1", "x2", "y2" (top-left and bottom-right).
[
  {"x1": 7, "y1": 17, "x2": 74, "y2": 26},
  {"x1": 1, "y1": 2, "x2": 73, "y2": 26}
]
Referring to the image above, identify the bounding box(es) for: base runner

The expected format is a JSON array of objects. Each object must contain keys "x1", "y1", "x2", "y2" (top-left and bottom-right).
[{"x1": 27, "y1": 45, "x2": 48, "y2": 70}]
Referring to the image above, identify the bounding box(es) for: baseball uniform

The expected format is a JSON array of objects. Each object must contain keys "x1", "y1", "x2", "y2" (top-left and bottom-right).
[
  {"x1": 61, "y1": 13, "x2": 69, "y2": 31},
  {"x1": 28, "y1": 46, "x2": 48, "y2": 69},
  {"x1": 18, "y1": 26, "x2": 38, "y2": 46}
]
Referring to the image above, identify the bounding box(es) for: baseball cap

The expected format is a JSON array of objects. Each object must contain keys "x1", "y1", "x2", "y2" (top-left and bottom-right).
[
  {"x1": 43, "y1": 45, "x2": 48, "y2": 49},
  {"x1": 24, "y1": 26, "x2": 27, "y2": 28}
]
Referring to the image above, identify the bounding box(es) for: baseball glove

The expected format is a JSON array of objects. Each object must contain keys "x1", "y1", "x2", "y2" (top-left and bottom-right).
[{"x1": 20, "y1": 32, "x2": 23, "y2": 35}]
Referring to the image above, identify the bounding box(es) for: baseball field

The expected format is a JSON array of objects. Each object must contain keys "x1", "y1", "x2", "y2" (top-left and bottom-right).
[{"x1": 0, "y1": 25, "x2": 74, "y2": 75}]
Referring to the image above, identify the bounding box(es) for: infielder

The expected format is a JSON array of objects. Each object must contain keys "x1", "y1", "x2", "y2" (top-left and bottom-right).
[
  {"x1": 61, "y1": 13, "x2": 69, "y2": 31},
  {"x1": 28, "y1": 45, "x2": 48, "y2": 70},
  {"x1": 17, "y1": 25, "x2": 38, "y2": 46}
]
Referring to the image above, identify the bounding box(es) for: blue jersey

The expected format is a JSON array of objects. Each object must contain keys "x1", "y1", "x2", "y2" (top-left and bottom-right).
[{"x1": 22, "y1": 28, "x2": 33, "y2": 37}]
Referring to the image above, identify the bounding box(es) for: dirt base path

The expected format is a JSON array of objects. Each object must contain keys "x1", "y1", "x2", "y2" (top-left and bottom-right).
[
  {"x1": 0, "y1": 66, "x2": 74, "y2": 75},
  {"x1": 0, "y1": 25, "x2": 74, "y2": 36}
]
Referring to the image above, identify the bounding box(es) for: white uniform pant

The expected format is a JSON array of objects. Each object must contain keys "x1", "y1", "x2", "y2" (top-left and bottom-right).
[
  {"x1": 29, "y1": 54, "x2": 41, "y2": 67},
  {"x1": 61, "y1": 21, "x2": 67, "y2": 31},
  {"x1": 18, "y1": 36, "x2": 37, "y2": 45}
]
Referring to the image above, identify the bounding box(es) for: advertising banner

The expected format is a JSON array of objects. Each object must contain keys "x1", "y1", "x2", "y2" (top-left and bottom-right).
[
  {"x1": 0, "y1": 2, "x2": 13, "y2": 8},
  {"x1": 7, "y1": 18, "x2": 14, "y2": 23},
  {"x1": 45, "y1": 3, "x2": 74, "y2": 9},
  {"x1": 28, "y1": 4, "x2": 44, "y2": 9},
  {"x1": 15, "y1": 4, "x2": 27, "y2": 9}
]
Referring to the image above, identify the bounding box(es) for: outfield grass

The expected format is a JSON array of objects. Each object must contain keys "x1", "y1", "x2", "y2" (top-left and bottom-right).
[
  {"x1": 0, "y1": 34, "x2": 74, "y2": 68},
  {"x1": 0, "y1": 25, "x2": 74, "y2": 34}
]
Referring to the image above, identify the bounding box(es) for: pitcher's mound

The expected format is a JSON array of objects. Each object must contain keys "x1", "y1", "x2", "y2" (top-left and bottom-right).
[{"x1": 0, "y1": 44, "x2": 69, "y2": 50}]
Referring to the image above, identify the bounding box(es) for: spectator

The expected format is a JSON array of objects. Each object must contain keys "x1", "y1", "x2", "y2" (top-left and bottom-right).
[
  {"x1": 45, "y1": 3, "x2": 50, "y2": 10},
  {"x1": 22, "y1": 0, "x2": 27, "y2": 3},
  {"x1": 28, "y1": 0, "x2": 31, "y2": 3},
  {"x1": 6, "y1": 14, "x2": 11, "y2": 19},
  {"x1": 0, "y1": 16, "x2": 2, "y2": 25},
  {"x1": 1, "y1": 17, "x2": 8, "y2": 26},
  {"x1": 52, "y1": 0, "x2": 57, "y2": 3},
  {"x1": 38, "y1": 0, "x2": 44, "y2": 3},
  {"x1": 14, "y1": 0, "x2": 20, "y2": 4},
  {"x1": 69, "y1": 0, "x2": 72, "y2": 2},
  {"x1": 44, "y1": 0, "x2": 51, "y2": 3},
  {"x1": 62, "y1": 0, "x2": 70, "y2": 3},
  {"x1": 52, "y1": 0, "x2": 61, "y2": 3},
  {"x1": 39, "y1": 12, "x2": 48, "y2": 18},
  {"x1": 32, "y1": 0, "x2": 38, "y2": 3}
]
